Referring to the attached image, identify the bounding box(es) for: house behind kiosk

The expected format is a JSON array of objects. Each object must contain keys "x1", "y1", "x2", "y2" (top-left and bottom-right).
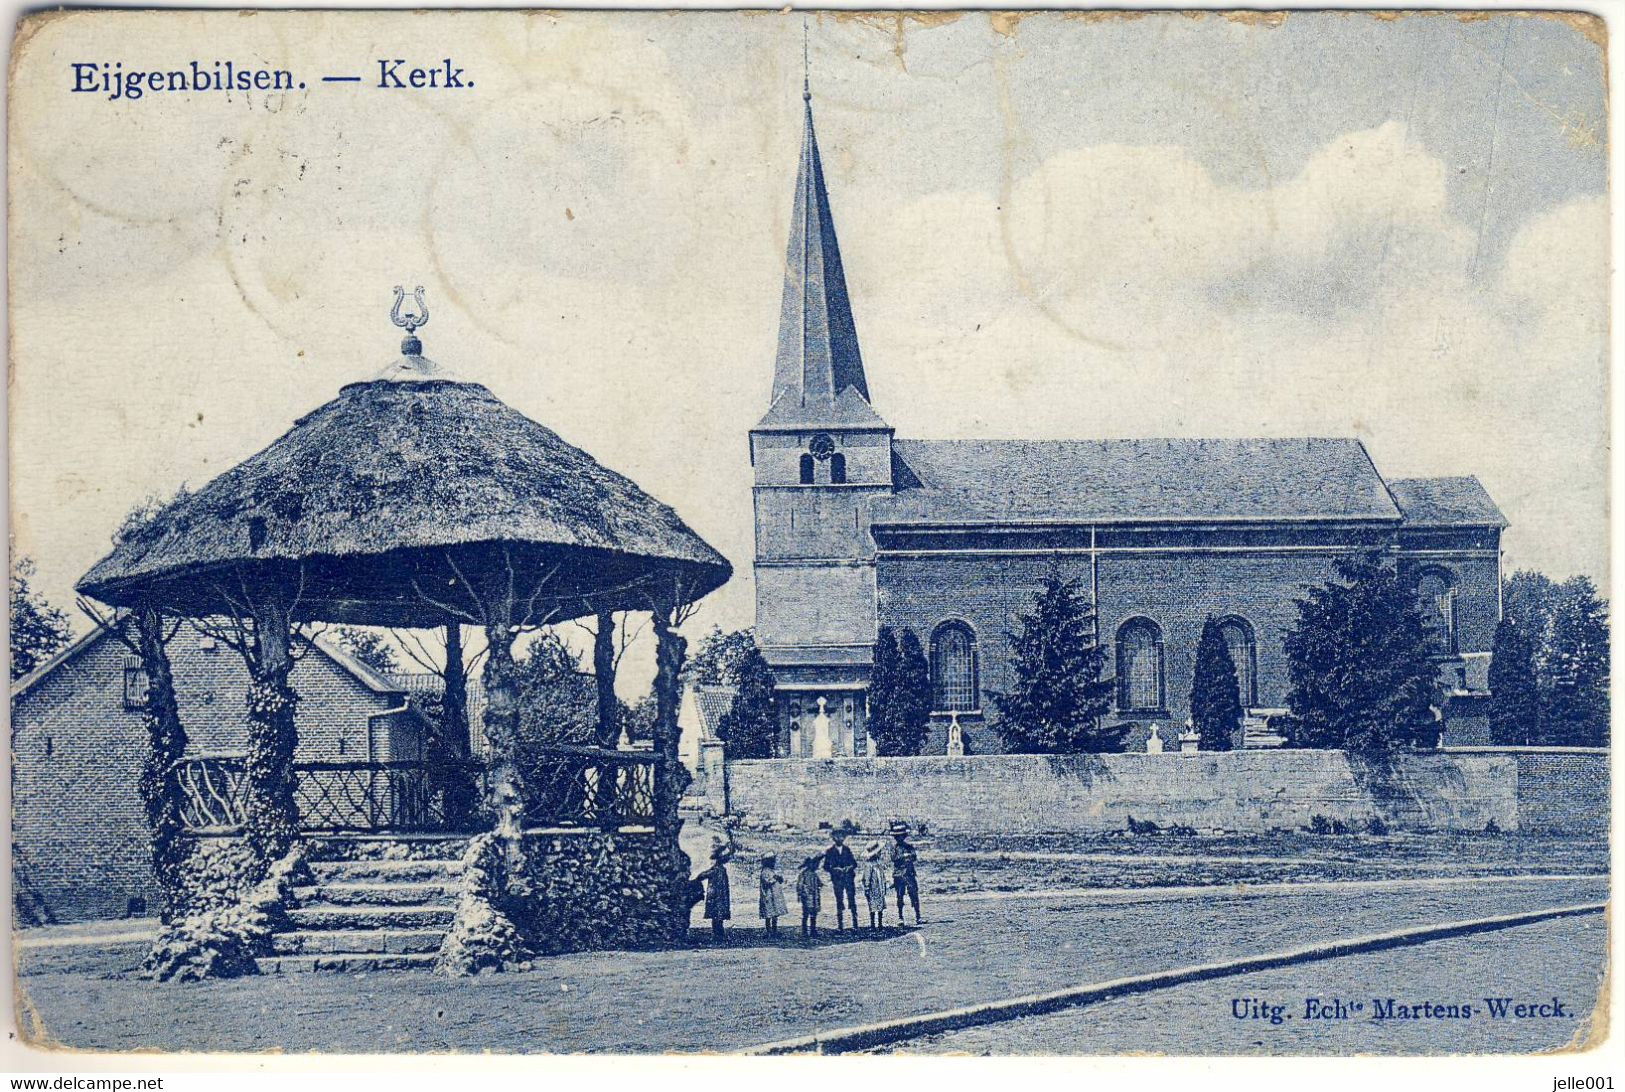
[{"x1": 11, "y1": 625, "x2": 436, "y2": 924}]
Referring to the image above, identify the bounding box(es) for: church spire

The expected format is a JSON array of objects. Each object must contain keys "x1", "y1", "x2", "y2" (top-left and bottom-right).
[{"x1": 767, "y1": 76, "x2": 874, "y2": 416}]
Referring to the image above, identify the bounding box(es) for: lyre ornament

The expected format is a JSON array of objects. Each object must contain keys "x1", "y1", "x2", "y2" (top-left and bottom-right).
[{"x1": 391, "y1": 285, "x2": 429, "y2": 335}]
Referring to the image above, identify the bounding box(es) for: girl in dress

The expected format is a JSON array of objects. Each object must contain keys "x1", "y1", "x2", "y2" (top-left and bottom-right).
[
  {"x1": 860, "y1": 841, "x2": 888, "y2": 930},
  {"x1": 758, "y1": 853, "x2": 787, "y2": 937},
  {"x1": 795, "y1": 854, "x2": 823, "y2": 939}
]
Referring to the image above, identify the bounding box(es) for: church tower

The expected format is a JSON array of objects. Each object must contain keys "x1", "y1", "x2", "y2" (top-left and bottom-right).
[{"x1": 750, "y1": 83, "x2": 892, "y2": 757}]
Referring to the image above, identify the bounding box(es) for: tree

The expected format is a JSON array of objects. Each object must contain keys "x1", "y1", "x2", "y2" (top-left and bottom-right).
[
  {"x1": 1190, "y1": 616, "x2": 1241, "y2": 751},
  {"x1": 1488, "y1": 615, "x2": 1540, "y2": 746},
  {"x1": 717, "y1": 641, "x2": 778, "y2": 759},
  {"x1": 10, "y1": 558, "x2": 72, "y2": 680},
  {"x1": 1495, "y1": 569, "x2": 1610, "y2": 748},
  {"x1": 988, "y1": 573, "x2": 1123, "y2": 754},
  {"x1": 893, "y1": 629, "x2": 933, "y2": 756},
  {"x1": 1283, "y1": 553, "x2": 1441, "y2": 754},
  {"x1": 684, "y1": 626, "x2": 759, "y2": 687},
  {"x1": 681, "y1": 625, "x2": 778, "y2": 758},
  {"x1": 333, "y1": 626, "x2": 399, "y2": 675},
  {"x1": 866, "y1": 627, "x2": 904, "y2": 755},
  {"x1": 1538, "y1": 576, "x2": 1609, "y2": 747},
  {"x1": 512, "y1": 631, "x2": 597, "y2": 749}
]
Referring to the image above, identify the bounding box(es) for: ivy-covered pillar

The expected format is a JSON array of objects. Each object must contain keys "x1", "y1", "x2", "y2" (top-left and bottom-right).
[
  {"x1": 133, "y1": 605, "x2": 189, "y2": 922},
  {"x1": 442, "y1": 622, "x2": 469, "y2": 752},
  {"x1": 593, "y1": 611, "x2": 619, "y2": 748},
  {"x1": 243, "y1": 596, "x2": 300, "y2": 865},
  {"x1": 481, "y1": 619, "x2": 526, "y2": 842},
  {"x1": 591, "y1": 611, "x2": 622, "y2": 826},
  {"x1": 650, "y1": 607, "x2": 686, "y2": 837},
  {"x1": 649, "y1": 599, "x2": 691, "y2": 938}
]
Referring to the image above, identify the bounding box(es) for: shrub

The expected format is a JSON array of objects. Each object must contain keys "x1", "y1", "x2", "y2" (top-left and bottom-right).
[
  {"x1": 1366, "y1": 815, "x2": 1390, "y2": 836},
  {"x1": 1307, "y1": 815, "x2": 1350, "y2": 836}
]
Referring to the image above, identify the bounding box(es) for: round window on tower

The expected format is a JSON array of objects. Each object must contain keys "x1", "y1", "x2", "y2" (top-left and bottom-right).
[{"x1": 808, "y1": 433, "x2": 835, "y2": 461}]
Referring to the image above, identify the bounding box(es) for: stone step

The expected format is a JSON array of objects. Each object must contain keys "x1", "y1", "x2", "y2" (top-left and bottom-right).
[
  {"x1": 309, "y1": 859, "x2": 462, "y2": 884},
  {"x1": 271, "y1": 928, "x2": 445, "y2": 955},
  {"x1": 287, "y1": 905, "x2": 456, "y2": 930},
  {"x1": 293, "y1": 881, "x2": 457, "y2": 907},
  {"x1": 303, "y1": 836, "x2": 474, "y2": 863},
  {"x1": 256, "y1": 952, "x2": 439, "y2": 974}
]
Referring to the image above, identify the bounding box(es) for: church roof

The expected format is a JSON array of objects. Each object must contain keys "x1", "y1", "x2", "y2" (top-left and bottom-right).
[
  {"x1": 758, "y1": 92, "x2": 882, "y2": 432},
  {"x1": 1388, "y1": 476, "x2": 1507, "y2": 528},
  {"x1": 873, "y1": 437, "x2": 1404, "y2": 525}
]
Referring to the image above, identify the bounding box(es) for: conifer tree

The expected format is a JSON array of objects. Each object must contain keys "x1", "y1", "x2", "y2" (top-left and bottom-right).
[
  {"x1": 1488, "y1": 615, "x2": 1540, "y2": 746},
  {"x1": 1283, "y1": 553, "x2": 1441, "y2": 753},
  {"x1": 1190, "y1": 615, "x2": 1242, "y2": 751},
  {"x1": 895, "y1": 628, "x2": 933, "y2": 755},
  {"x1": 989, "y1": 573, "x2": 1122, "y2": 753},
  {"x1": 866, "y1": 626, "x2": 906, "y2": 755}
]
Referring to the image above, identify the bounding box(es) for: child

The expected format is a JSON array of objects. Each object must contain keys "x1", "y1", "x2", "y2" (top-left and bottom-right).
[
  {"x1": 758, "y1": 853, "x2": 787, "y2": 937},
  {"x1": 890, "y1": 822, "x2": 922, "y2": 925},
  {"x1": 860, "y1": 840, "x2": 888, "y2": 930},
  {"x1": 694, "y1": 840, "x2": 733, "y2": 942},
  {"x1": 795, "y1": 854, "x2": 823, "y2": 938}
]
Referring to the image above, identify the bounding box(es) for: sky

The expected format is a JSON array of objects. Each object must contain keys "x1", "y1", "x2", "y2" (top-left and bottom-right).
[{"x1": 7, "y1": 10, "x2": 1610, "y2": 691}]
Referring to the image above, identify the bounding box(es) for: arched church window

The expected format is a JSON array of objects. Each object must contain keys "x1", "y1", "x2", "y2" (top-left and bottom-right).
[
  {"x1": 1217, "y1": 616, "x2": 1257, "y2": 708},
  {"x1": 1417, "y1": 569, "x2": 1458, "y2": 655},
  {"x1": 799, "y1": 453, "x2": 815, "y2": 484},
  {"x1": 930, "y1": 621, "x2": 979, "y2": 713},
  {"x1": 829, "y1": 452, "x2": 847, "y2": 484},
  {"x1": 1117, "y1": 619, "x2": 1165, "y2": 712}
]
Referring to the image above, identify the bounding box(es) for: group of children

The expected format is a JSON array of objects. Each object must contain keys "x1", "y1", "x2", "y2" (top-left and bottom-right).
[{"x1": 694, "y1": 822, "x2": 923, "y2": 942}]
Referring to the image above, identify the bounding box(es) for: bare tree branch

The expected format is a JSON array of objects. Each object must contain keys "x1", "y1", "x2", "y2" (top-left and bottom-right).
[
  {"x1": 443, "y1": 551, "x2": 490, "y2": 622},
  {"x1": 391, "y1": 627, "x2": 445, "y2": 675},
  {"x1": 76, "y1": 598, "x2": 139, "y2": 655},
  {"x1": 409, "y1": 576, "x2": 483, "y2": 626}
]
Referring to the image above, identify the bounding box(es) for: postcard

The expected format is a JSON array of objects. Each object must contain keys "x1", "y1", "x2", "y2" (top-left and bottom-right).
[{"x1": 6, "y1": 8, "x2": 1610, "y2": 1059}]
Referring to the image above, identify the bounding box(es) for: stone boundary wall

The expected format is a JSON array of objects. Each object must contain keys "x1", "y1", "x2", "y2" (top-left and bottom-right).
[
  {"x1": 719, "y1": 750, "x2": 1603, "y2": 834},
  {"x1": 1508, "y1": 751, "x2": 1610, "y2": 835}
]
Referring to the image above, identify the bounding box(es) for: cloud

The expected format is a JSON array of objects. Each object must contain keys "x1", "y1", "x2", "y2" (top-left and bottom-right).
[{"x1": 849, "y1": 124, "x2": 1606, "y2": 587}]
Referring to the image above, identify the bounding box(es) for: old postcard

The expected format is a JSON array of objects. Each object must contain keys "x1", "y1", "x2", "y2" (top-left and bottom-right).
[{"x1": 5, "y1": 7, "x2": 1611, "y2": 1064}]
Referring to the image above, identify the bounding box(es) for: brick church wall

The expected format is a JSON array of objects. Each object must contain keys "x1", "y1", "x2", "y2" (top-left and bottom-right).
[
  {"x1": 876, "y1": 548, "x2": 1354, "y2": 752},
  {"x1": 876, "y1": 542, "x2": 1500, "y2": 755},
  {"x1": 724, "y1": 750, "x2": 1576, "y2": 835}
]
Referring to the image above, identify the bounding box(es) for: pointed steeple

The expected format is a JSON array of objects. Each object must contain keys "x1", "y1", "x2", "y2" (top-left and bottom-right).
[{"x1": 761, "y1": 83, "x2": 883, "y2": 429}]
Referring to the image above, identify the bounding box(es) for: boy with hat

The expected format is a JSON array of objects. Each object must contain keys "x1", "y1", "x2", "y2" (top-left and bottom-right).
[
  {"x1": 694, "y1": 839, "x2": 733, "y2": 942},
  {"x1": 821, "y1": 824, "x2": 860, "y2": 930},
  {"x1": 889, "y1": 822, "x2": 922, "y2": 925}
]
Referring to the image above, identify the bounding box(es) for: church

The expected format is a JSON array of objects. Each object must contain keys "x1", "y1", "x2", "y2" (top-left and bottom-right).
[{"x1": 750, "y1": 90, "x2": 1505, "y2": 757}]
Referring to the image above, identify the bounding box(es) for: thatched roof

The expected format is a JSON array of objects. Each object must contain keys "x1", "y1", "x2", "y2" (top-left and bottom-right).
[{"x1": 78, "y1": 377, "x2": 731, "y2": 626}]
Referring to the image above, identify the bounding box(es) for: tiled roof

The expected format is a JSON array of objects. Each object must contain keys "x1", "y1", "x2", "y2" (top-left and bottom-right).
[
  {"x1": 1388, "y1": 476, "x2": 1507, "y2": 528},
  {"x1": 871, "y1": 437, "x2": 1402, "y2": 525},
  {"x1": 692, "y1": 685, "x2": 738, "y2": 737}
]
